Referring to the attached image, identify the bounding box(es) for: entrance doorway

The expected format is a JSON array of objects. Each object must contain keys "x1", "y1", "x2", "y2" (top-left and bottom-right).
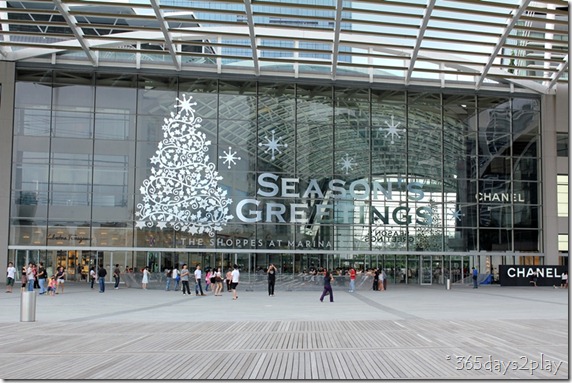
[{"x1": 421, "y1": 255, "x2": 432, "y2": 285}]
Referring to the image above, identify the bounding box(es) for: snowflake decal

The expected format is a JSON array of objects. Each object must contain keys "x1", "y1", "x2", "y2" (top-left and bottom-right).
[
  {"x1": 338, "y1": 153, "x2": 356, "y2": 175},
  {"x1": 259, "y1": 130, "x2": 288, "y2": 160},
  {"x1": 448, "y1": 208, "x2": 465, "y2": 222},
  {"x1": 135, "y1": 95, "x2": 233, "y2": 236},
  {"x1": 219, "y1": 147, "x2": 241, "y2": 169},
  {"x1": 378, "y1": 115, "x2": 405, "y2": 144}
]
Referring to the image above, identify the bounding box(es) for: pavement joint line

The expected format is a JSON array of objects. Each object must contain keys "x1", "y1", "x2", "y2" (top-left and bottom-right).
[
  {"x1": 60, "y1": 294, "x2": 189, "y2": 323},
  {"x1": 350, "y1": 291, "x2": 421, "y2": 319}
]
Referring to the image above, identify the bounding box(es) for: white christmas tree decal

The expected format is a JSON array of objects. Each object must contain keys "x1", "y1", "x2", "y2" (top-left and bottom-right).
[{"x1": 135, "y1": 95, "x2": 233, "y2": 236}]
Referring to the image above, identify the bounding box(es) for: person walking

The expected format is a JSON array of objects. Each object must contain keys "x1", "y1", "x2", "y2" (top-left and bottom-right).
[
  {"x1": 348, "y1": 267, "x2": 356, "y2": 292},
  {"x1": 180, "y1": 264, "x2": 191, "y2": 295},
  {"x1": 20, "y1": 266, "x2": 27, "y2": 291},
  {"x1": 89, "y1": 266, "x2": 96, "y2": 289},
  {"x1": 472, "y1": 267, "x2": 478, "y2": 289},
  {"x1": 561, "y1": 271, "x2": 568, "y2": 288},
  {"x1": 205, "y1": 268, "x2": 212, "y2": 292},
  {"x1": 231, "y1": 264, "x2": 240, "y2": 300},
  {"x1": 37, "y1": 262, "x2": 48, "y2": 295},
  {"x1": 225, "y1": 268, "x2": 233, "y2": 292},
  {"x1": 55, "y1": 266, "x2": 66, "y2": 294},
  {"x1": 373, "y1": 268, "x2": 379, "y2": 291},
  {"x1": 141, "y1": 266, "x2": 150, "y2": 290},
  {"x1": 172, "y1": 266, "x2": 180, "y2": 291},
  {"x1": 97, "y1": 266, "x2": 107, "y2": 293},
  {"x1": 319, "y1": 269, "x2": 334, "y2": 303},
  {"x1": 267, "y1": 263, "x2": 277, "y2": 297},
  {"x1": 5, "y1": 261, "x2": 16, "y2": 293},
  {"x1": 113, "y1": 264, "x2": 121, "y2": 289},
  {"x1": 164, "y1": 268, "x2": 172, "y2": 291},
  {"x1": 213, "y1": 267, "x2": 223, "y2": 296},
  {"x1": 47, "y1": 276, "x2": 56, "y2": 296},
  {"x1": 194, "y1": 264, "x2": 205, "y2": 296},
  {"x1": 26, "y1": 263, "x2": 35, "y2": 292}
]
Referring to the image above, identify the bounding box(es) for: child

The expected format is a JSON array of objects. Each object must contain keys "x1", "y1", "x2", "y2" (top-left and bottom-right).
[{"x1": 47, "y1": 276, "x2": 56, "y2": 296}]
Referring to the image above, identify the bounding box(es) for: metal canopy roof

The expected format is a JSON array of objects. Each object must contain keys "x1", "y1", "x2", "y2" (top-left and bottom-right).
[{"x1": 1, "y1": 0, "x2": 568, "y2": 94}]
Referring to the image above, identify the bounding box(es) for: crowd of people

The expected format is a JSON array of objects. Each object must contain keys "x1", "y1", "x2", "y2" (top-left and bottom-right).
[
  {"x1": 4, "y1": 261, "x2": 67, "y2": 295},
  {"x1": 162, "y1": 264, "x2": 241, "y2": 300},
  {"x1": 10, "y1": 262, "x2": 568, "y2": 298}
]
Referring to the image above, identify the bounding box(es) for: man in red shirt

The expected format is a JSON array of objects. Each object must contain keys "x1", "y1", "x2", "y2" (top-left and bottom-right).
[{"x1": 348, "y1": 267, "x2": 356, "y2": 292}]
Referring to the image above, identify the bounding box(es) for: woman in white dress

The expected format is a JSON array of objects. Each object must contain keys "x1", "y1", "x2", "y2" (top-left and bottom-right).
[{"x1": 142, "y1": 266, "x2": 150, "y2": 290}]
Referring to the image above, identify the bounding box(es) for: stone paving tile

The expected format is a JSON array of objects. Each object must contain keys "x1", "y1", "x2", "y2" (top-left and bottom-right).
[{"x1": 0, "y1": 283, "x2": 568, "y2": 379}]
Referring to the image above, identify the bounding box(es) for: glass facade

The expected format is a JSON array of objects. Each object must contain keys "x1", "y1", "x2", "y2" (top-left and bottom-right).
[{"x1": 9, "y1": 69, "x2": 542, "y2": 282}]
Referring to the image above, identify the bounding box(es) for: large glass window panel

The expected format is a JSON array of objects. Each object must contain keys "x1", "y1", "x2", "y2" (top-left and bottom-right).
[
  {"x1": 479, "y1": 228, "x2": 512, "y2": 251},
  {"x1": 92, "y1": 168, "x2": 129, "y2": 206},
  {"x1": 512, "y1": 131, "x2": 539, "y2": 158},
  {"x1": 52, "y1": 74, "x2": 94, "y2": 113},
  {"x1": 178, "y1": 78, "x2": 218, "y2": 118},
  {"x1": 479, "y1": 156, "x2": 511, "y2": 178},
  {"x1": 558, "y1": 234, "x2": 568, "y2": 252},
  {"x1": 513, "y1": 181, "x2": 539, "y2": 205},
  {"x1": 219, "y1": 81, "x2": 257, "y2": 120},
  {"x1": 94, "y1": 113, "x2": 135, "y2": 140},
  {"x1": 514, "y1": 205, "x2": 539, "y2": 228},
  {"x1": 334, "y1": 87, "x2": 370, "y2": 177},
  {"x1": 52, "y1": 111, "x2": 93, "y2": 138},
  {"x1": 11, "y1": 222, "x2": 47, "y2": 246},
  {"x1": 91, "y1": 224, "x2": 134, "y2": 248},
  {"x1": 48, "y1": 191, "x2": 91, "y2": 209},
  {"x1": 512, "y1": 98, "x2": 540, "y2": 136},
  {"x1": 513, "y1": 229, "x2": 540, "y2": 251},
  {"x1": 15, "y1": 80, "x2": 52, "y2": 109},
  {"x1": 95, "y1": 74, "x2": 137, "y2": 114},
  {"x1": 134, "y1": 226, "x2": 176, "y2": 248},
  {"x1": 136, "y1": 75, "x2": 178, "y2": 116},
  {"x1": 477, "y1": 97, "x2": 512, "y2": 157},
  {"x1": 136, "y1": 115, "x2": 165, "y2": 143},
  {"x1": 513, "y1": 157, "x2": 539, "y2": 181},
  {"x1": 12, "y1": 147, "x2": 50, "y2": 185},
  {"x1": 219, "y1": 119, "x2": 255, "y2": 149},
  {"x1": 12, "y1": 190, "x2": 47, "y2": 221},
  {"x1": 14, "y1": 109, "x2": 51, "y2": 136},
  {"x1": 557, "y1": 175, "x2": 568, "y2": 217},
  {"x1": 92, "y1": 194, "x2": 134, "y2": 221},
  {"x1": 297, "y1": 84, "x2": 333, "y2": 176},
  {"x1": 557, "y1": 133, "x2": 568, "y2": 157},
  {"x1": 479, "y1": 204, "x2": 512, "y2": 228},
  {"x1": 46, "y1": 223, "x2": 92, "y2": 247}
]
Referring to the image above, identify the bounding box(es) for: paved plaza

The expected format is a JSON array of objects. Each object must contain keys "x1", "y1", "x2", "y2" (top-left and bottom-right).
[{"x1": 0, "y1": 281, "x2": 568, "y2": 380}]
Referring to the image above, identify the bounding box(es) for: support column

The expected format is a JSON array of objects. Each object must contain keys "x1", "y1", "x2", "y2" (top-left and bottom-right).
[{"x1": 0, "y1": 61, "x2": 15, "y2": 284}]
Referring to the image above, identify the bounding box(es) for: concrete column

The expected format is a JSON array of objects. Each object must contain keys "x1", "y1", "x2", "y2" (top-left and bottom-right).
[
  {"x1": 542, "y1": 84, "x2": 569, "y2": 265},
  {"x1": 0, "y1": 61, "x2": 15, "y2": 284}
]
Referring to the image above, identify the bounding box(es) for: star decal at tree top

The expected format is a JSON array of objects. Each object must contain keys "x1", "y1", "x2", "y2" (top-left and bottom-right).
[{"x1": 259, "y1": 130, "x2": 288, "y2": 160}]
